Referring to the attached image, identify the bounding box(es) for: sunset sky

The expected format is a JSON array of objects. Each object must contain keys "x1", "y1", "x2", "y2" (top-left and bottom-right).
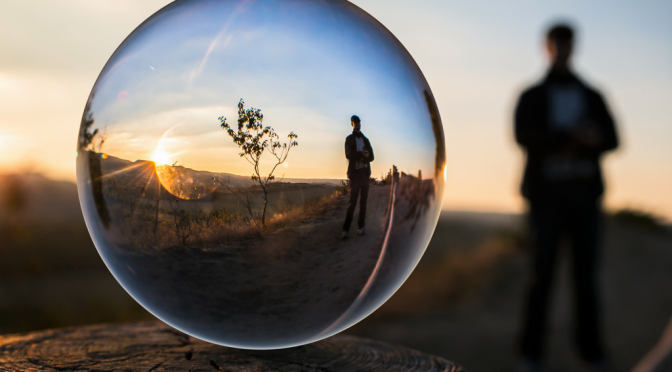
[
  {"x1": 80, "y1": 0, "x2": 438, "y2": 185},
  {"x1": 1, "y1": 0, "x2": 670, "y2": 219}
]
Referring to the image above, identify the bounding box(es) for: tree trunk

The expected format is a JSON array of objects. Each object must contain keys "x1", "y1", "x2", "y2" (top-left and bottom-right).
[
  {"x1": 0, "y1": 322, "x2": 467, "y2": 372},
  {"x1": 261, "y1": 191, "x2": 268, "y2": 226}
]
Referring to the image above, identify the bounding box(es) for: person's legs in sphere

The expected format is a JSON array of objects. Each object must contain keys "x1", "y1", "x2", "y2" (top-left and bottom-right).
[
  {"x1": 343, "y1": 175, "x2": 363, "y2": 233},
  {"x1": 357, "y1": 177, "x2": 369, "y2": 232}
]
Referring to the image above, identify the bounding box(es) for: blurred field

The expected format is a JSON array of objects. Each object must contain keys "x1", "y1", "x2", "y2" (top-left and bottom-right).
[
  {"x1": 0, "y1": 173, "x2": 153, "y2": 332},
  {"x1": 1, "y1": 173, "x2": 671, "y2": 372},
  {"x1": 347, "y1": 212, "x2": 672, "y2": 371}
]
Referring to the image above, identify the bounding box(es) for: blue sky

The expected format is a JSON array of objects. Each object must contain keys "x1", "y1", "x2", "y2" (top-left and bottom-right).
[{"x1": 84, "y1": 0, "x2": 438, "y2": 182}]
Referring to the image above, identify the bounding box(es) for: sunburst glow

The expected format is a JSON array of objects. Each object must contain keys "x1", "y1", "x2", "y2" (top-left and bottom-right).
[{"x1": 152, "y1": 148, "x2": 173, "y2": 166}]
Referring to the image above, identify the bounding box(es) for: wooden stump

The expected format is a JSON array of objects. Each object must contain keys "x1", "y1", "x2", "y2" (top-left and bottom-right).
[{"x1": 0, "y1": 322, "x2": 466, "y2": 371}]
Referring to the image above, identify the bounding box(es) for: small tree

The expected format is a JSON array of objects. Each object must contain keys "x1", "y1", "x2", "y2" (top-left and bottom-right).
[{"x1": 219, "y1": 99, "x2": 298, "y2": 225}]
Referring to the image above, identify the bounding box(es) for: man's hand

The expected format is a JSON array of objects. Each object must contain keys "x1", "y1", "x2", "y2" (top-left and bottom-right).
[
  {"x1": 363, "y1": 150, "x2": 370, "y2": 159},
  {"x1": 572, "y1": 122, "x2": 602, "y2": 148}
]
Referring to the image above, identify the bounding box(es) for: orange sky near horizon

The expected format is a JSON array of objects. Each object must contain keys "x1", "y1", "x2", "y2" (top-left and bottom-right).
[{"x1": 1, "y1": 0, "x2": 670, "y2": 220}]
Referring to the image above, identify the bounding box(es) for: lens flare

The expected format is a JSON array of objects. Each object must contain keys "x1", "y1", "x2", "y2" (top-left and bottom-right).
[{"x1": 152, "y1": 148, "x2": 172, "y2": 166}]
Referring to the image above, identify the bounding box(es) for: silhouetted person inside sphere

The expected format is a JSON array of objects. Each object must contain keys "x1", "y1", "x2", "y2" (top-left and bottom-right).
[
  {"x1": 514, "y1": 24, "x2": 619, "y2": 372},
  {"x1": 342, "y1": 115, "x2": 374, "y2": 239}
]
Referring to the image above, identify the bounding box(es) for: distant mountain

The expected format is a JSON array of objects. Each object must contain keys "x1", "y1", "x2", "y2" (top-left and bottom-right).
[
  {"x1": 99, "y1": 154, "x2": 344, "y2": 187},
  {"x1": 0, "y1": 154, "x2": 346, "y2": 225},
  {"x1": 277, "y1": 177, "x2": 344, "y2": 186},
  {"x1": 0, "y1": 173, "x2": 82, "y2": 223},
  {"x1": 439, "y1": 210, "x2": 523, "y2": 230}
]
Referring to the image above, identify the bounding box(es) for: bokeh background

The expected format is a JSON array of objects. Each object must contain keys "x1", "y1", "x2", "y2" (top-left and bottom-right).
[{"x1": 1, "y1": 1, "x2": 670, "y2": 371}]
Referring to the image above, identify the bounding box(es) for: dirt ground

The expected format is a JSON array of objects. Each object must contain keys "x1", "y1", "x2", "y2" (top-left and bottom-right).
[
  {"x1": 347, "y1": 215, "x2": 672, "y2": 372},
  {"x1": 105, "y1": 184, "x2": 393, "y2": 348},
  {"x1": 3, "y1": 173, "x2": 671, "y2": 371}
]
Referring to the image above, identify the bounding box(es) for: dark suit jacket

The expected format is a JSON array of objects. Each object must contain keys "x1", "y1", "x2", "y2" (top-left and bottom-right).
[
  {"x1": 514, "y1": 70, "x2": 619, "y2": 201},
  {"x1": 345, "y1": 132, "x2": 374, "y2": 179}
]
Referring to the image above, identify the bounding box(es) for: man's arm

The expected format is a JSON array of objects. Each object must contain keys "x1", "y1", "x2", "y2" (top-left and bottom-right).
[
  {"x1": 570, "y1": 91, "x2": 619, "y2": 156},
  {"x1": 364, "y1": 138, "x2": 374, "y2": 163},
  {"x1": 592, "y1": 91, "x2": 619, "y2": 153},
  {"x1": 514, "y1": 88, "x2": 571, "y2": 152},
  {"x1": 345, "y1": 136, "x2": 363, "y2": 161}
]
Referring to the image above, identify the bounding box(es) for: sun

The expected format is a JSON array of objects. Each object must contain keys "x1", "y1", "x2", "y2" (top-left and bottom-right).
[{"x1": 152, "y1": 148, "x2": 172, "y2": 166}]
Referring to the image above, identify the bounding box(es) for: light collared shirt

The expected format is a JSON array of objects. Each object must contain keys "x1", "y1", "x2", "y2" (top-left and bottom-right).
[
  {"x1": 544, "y1": 83, "x2": 596, "y2": 181},
  {"x1": 355, "y1": 136, "x2": 367, "y2": 169}
]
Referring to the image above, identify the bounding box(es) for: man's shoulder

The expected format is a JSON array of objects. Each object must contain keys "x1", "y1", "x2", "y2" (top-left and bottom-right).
[
  {"x1": 519, "y1": 82, "x2": 545, "y2": 99},
  {"x1": 576, "y1": 79, "x2": 605, "y2": 100},
  {"x1": 515, "y1": 84, "x2": 545, "y2": 111},
  {"x1": 516, "y1": 72, "x2": 606, "y2": 104}
]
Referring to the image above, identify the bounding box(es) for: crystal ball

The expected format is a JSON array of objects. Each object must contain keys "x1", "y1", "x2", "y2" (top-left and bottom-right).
[{"x1": 77, "y1": 0, "x2": 445, "y2": 349}]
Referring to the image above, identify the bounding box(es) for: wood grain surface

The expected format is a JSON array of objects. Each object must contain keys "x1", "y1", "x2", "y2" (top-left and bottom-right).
[{"x1": 0, "y1": 322, "x2": 466, "y2": 371}]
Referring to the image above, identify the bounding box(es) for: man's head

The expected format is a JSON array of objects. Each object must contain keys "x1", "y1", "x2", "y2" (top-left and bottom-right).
[
  {"x1": 351, "y1": 115, "x2": 361, "y2": 131},
  {"x1": 545, "y1": 23, "x2": 574, "y2": 71}
]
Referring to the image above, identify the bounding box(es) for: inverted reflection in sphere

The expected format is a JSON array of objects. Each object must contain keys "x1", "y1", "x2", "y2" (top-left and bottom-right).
[{"x1": 77, "y1": 0, "x2": 445, "y2": 349}]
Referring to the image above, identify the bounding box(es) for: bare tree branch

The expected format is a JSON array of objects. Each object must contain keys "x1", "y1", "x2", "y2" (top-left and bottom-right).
[
  {"x1": 218, "y1": 99, "x2": 298, "y2": 225},
  {"x1": 214, "y1": 177, "x2": 255, "y2": 219}
]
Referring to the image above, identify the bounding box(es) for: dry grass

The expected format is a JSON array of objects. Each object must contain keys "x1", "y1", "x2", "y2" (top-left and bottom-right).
[
  {"x1": 106, "y1": 190, "x2": 344, "y2": 252},
  {"x1": 371, "y1": 234, "x2": 521, "y2": 318},
  {"x1": 198, "y1": 191, "x2": 343, "y2": 247}
]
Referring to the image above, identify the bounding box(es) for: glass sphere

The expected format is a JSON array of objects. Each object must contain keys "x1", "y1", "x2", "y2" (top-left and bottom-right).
[{"x1": 77, "y1": 0, "x2": 445, "y2": 349}]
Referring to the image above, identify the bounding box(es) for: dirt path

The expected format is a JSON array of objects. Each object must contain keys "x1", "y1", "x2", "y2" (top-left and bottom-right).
[{"x1": 112, "y1": 185, "x2": 393, "y2": 348}]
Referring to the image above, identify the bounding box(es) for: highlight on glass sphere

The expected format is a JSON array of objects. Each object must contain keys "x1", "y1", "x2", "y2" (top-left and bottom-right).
[{"x1": 76, "y1": 0, "x2": 446, "y2": 349}]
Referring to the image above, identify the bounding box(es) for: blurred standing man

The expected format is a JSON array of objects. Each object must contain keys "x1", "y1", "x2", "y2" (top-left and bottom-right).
[
  {"x1": 515, "y1": 24, "x2": 619, "y2": 372},
  {"x1": 342, "y1": 115, "x2": 374, "y2": 239}
]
